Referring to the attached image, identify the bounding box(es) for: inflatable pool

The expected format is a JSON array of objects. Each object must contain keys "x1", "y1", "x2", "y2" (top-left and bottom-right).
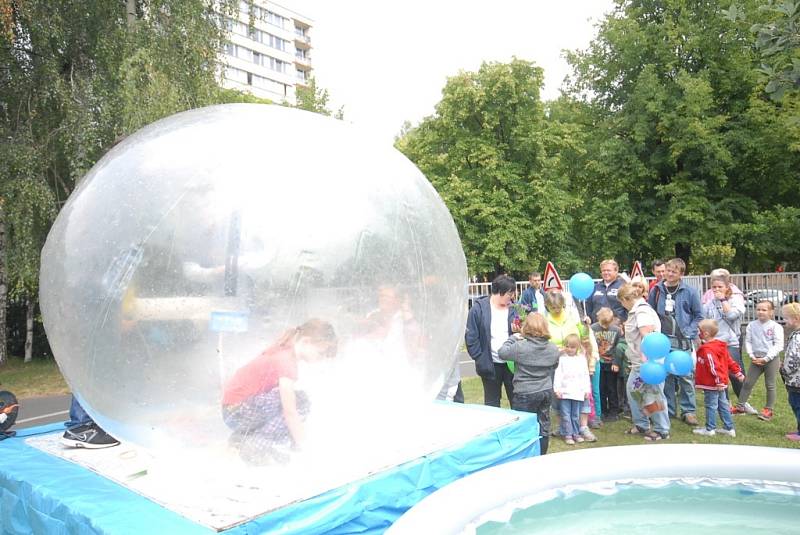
[{"x1": 387, "y1": 445, "x2": 800, "y2": 534}]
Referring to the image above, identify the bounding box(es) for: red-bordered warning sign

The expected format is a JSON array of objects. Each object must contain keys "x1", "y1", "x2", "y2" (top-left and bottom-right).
[
  {"x1": 543, "y1": 261, "x2": 563, "y2": 292},
  {"x1": 630, "y1": 261, "x2": 644, "y2": 280}
]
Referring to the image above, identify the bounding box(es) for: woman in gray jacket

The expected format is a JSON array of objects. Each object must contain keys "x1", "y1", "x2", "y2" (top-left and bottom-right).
[
  {"x1": 499, "y1": 312, "x2": 560, "y2": 454},
  {"x1": 702, "y1": 274, "x2": 746, "y2": 397}
]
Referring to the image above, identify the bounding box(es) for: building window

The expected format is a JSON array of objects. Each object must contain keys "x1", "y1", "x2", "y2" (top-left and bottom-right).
[
  {"x1": 296, "y1": 69, "x2": 306, "y2": 82},
  {"x1": 225, "y1": 66, "x2": 248, "y2": 84},
  {"x1": 271, "y1": 57, "x2": 287, "y2": 73},
  {"x1": 252, "y1": 73, "x2": 288, "y2": 96},
  {"x1": 246, "y1": 72, "x2": 252, "y2": 85}
]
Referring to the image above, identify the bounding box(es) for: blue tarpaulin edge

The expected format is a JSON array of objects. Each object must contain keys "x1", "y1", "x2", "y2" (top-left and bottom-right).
[{"x1": 1, "y1": 406, "x2": 538, "y2": 534}]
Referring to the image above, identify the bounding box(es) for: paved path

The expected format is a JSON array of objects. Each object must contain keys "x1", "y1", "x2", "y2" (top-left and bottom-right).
[{"x1": 14, "y1": 394, "x2": 71, "y2": 430}]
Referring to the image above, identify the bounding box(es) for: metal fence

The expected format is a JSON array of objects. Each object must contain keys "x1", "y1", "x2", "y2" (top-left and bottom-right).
[{"x1": 468, "y1": 272, "x2": 800, "y2": 324}]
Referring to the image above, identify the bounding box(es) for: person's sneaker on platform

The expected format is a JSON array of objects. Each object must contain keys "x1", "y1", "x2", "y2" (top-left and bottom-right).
[{"x1": 61, "y1": 423, "x2": 120, "y2": 449}]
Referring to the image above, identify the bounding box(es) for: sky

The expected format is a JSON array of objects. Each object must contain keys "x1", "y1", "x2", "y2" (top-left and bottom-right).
[{"x1": 289, "y1": 1, "x2": 617, "y2": 143}]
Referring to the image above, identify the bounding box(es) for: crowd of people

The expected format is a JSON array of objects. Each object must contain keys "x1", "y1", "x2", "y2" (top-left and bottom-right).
[
  {"x1": 58, "y1": 258, "x2": 800, "y2": 460},
  {"x1": 465, "y1": 259, "x2": 800, "y2": 451}
]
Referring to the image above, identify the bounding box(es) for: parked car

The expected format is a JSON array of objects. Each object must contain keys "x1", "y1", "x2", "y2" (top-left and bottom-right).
[
  {"x1": 745, "y1": 289, "x2": 785, "y2": 309},
  {"x1": 744, "y1": 289, "x2": 799, "y2": 321}
]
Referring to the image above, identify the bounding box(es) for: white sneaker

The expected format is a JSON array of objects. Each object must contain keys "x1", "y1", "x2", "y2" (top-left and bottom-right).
[
  {"x1": 717, "y1": 428, "x2": 736, "y2": 437},
  {"x1": 742, "y1": 403, "x2": 758, "y2": 415},
  {"x1": 693, "y1": 428, "x2": 716, "y2": 436},
  {"x1": 579, "y1": 426, "x2": 598, "y2": 442}
]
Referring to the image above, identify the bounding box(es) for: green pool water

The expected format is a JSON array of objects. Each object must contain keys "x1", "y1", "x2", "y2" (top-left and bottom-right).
[{"x1": 476, "y1": 481, "x2": 800, "y2": 534}]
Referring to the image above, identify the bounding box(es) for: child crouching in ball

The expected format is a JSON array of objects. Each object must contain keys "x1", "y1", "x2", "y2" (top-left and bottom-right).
[
  {"x1": 221, "y1": 319, "x2": 337, "y2": 465},
  {"x1": 693, "y1": 319, "x2": 744, "y2": 438}
]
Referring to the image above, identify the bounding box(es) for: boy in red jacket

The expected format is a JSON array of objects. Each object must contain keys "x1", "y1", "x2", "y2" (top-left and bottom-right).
[{"x1": 693, "y1": 319, "x2": 745, "y2": 437}]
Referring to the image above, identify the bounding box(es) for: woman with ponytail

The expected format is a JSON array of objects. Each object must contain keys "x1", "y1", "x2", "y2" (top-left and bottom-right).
[{"x1": 221, "y1": 319, "x2": 337, "y2": 464}]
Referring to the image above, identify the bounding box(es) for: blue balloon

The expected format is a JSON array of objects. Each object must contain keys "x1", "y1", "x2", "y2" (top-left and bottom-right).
[
  {"x1": 641, "y1": 332, "x2": 671, "y2": 359},
  {"x1": 640, "y1": 361, "x2": 667, "y2": 385},
  {"x1": 666, "y1": 350, "x2": 694, "y2": 376},
  {"x1": 569, "y1": 272, "x2": 595, "y2": 301}
]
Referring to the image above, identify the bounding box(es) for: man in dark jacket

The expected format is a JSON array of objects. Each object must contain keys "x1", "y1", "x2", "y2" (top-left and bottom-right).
[
  {"x1": 585, "y1": 259, "x2": 628, "y2": 323},
  {"x1": 465, "y1": 275, "x2": 517, "y2": 407}
]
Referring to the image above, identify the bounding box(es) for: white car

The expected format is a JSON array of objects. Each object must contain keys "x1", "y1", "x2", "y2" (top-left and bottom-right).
[{"x1": 745, "y1": 289, "x2": 786, "y2": 320}]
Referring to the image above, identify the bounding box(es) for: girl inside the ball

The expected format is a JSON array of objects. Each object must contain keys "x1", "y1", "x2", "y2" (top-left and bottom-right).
[{"x1": 221, "y1": 319, "x2": 338, "y2": 465}]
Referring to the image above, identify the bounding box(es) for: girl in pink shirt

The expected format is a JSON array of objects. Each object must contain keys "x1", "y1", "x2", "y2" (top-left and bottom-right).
[{"x1": 222, "y1": 319, "x2": 337, "y2": 464}]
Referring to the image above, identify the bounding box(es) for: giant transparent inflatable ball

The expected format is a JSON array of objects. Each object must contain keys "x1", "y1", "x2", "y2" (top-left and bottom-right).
[{"x1": 40, "y1": 104, "x2": 467, "y2": 462}]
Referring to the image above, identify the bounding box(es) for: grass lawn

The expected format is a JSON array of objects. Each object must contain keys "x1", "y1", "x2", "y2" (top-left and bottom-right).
[
  {"x1": 462, "y1": 372, "x2": 800, "y2": 453},
  {"x1": 0, "y1": 357, "x2": 69, "y2": 398}
]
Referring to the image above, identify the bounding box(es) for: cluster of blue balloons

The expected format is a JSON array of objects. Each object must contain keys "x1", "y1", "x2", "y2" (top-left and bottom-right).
[
  {"x1": 639, "y1": 332, "x2": 694, "y2": 384},
  {"x1": 566, "y1": 272, "x2": 694, "y2": 385}
]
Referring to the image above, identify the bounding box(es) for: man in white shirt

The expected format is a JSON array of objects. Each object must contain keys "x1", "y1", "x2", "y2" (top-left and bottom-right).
[{"x1": 465, "y1": 275, "x2": 517, "y2": 407}]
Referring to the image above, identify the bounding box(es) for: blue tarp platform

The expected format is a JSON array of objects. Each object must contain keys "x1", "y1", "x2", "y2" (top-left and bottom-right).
[{"x1": 0, "y1": 405, "x2": 538, "y2": 534}]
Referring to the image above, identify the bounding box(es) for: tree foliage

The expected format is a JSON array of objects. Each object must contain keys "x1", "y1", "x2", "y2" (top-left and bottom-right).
[
  {"x1": 398, "y1": 1, "x2": 800, "y2": 278},
  {"x1": 294, "y1": 76, "x2": 344, "y2": 119},
  {"x1": 0, "y1": 0, "x2": 242, "y2": 360},
  {"x1": 563, "y1": 0, "x2": 800, "y2": 272},
  {"x1": 730, "y1": 0, "x2": 800, "y2": 101},
  {"x1": 397, "y1": 59, "x2": 581, "y2": 277}
]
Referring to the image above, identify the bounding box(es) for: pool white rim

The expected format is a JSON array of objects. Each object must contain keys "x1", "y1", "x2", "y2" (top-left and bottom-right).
[{"x1": 386, "y1": 444, "x2": 800, "y2": 535}]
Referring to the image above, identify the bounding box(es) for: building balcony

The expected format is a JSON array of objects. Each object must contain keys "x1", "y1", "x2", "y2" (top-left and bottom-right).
[
  {"x1": 294, "y1": 33, "x2": 311, "y2": 48},
  {"x1": 294, "y1": 54, "x2": 311, "y2": 68}
]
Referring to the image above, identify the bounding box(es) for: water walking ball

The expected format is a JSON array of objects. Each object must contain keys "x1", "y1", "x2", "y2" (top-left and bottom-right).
[
  {"x1": 640, "y1": 361, "x2": 668, "y2": 385},
  {"x1": 568, "y1": 273, "x2": 594, "y2": 301},
  {"x1": 39, "y1": 104, "x2": 468, "y2": 457},
  {"x1": 641, "y1": 332, "x2": 671, "y2": 360},
  {"x1": 665, "y1": 350, "x2": 693, "y2": 376}
]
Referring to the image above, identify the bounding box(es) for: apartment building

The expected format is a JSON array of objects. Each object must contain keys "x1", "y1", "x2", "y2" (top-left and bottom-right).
[{"x1": 220, "y1": 1, "x2": 313, "y2": 104}]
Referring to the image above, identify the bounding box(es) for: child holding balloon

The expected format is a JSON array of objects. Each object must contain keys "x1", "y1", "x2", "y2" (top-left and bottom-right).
[
  {"x1": 693, "y1": 319, "x2": 744, "y2": 437},
  {"x1": 592, "y1": 307, "x2": 622, "y2": 421}
]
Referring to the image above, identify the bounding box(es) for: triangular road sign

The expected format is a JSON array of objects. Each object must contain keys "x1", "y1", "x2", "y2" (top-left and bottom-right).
[
  {"x1": 543, "y1": 261, "x2": 563, "y2": 292},
  {"x1": 631, "y1": 261, "x2": 645, "y2": 280}
]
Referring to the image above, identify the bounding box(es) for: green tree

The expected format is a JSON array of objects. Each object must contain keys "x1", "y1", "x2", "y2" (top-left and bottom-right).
[
  {"x1": 397, "y1": 58, "x2": 578, "y2": 277},
  {"x1": 294, "y1": 76, "x2": 344, "y2": 118},
  {"x1": 0, "y1": 0, "x2": 237, "y2": 361},
  {"x1": 565, "y1": 0, "x2": 800, "y2": 271},
  {"x1": 730, "y1": 0, "x2": 800, "y2": 101}
]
